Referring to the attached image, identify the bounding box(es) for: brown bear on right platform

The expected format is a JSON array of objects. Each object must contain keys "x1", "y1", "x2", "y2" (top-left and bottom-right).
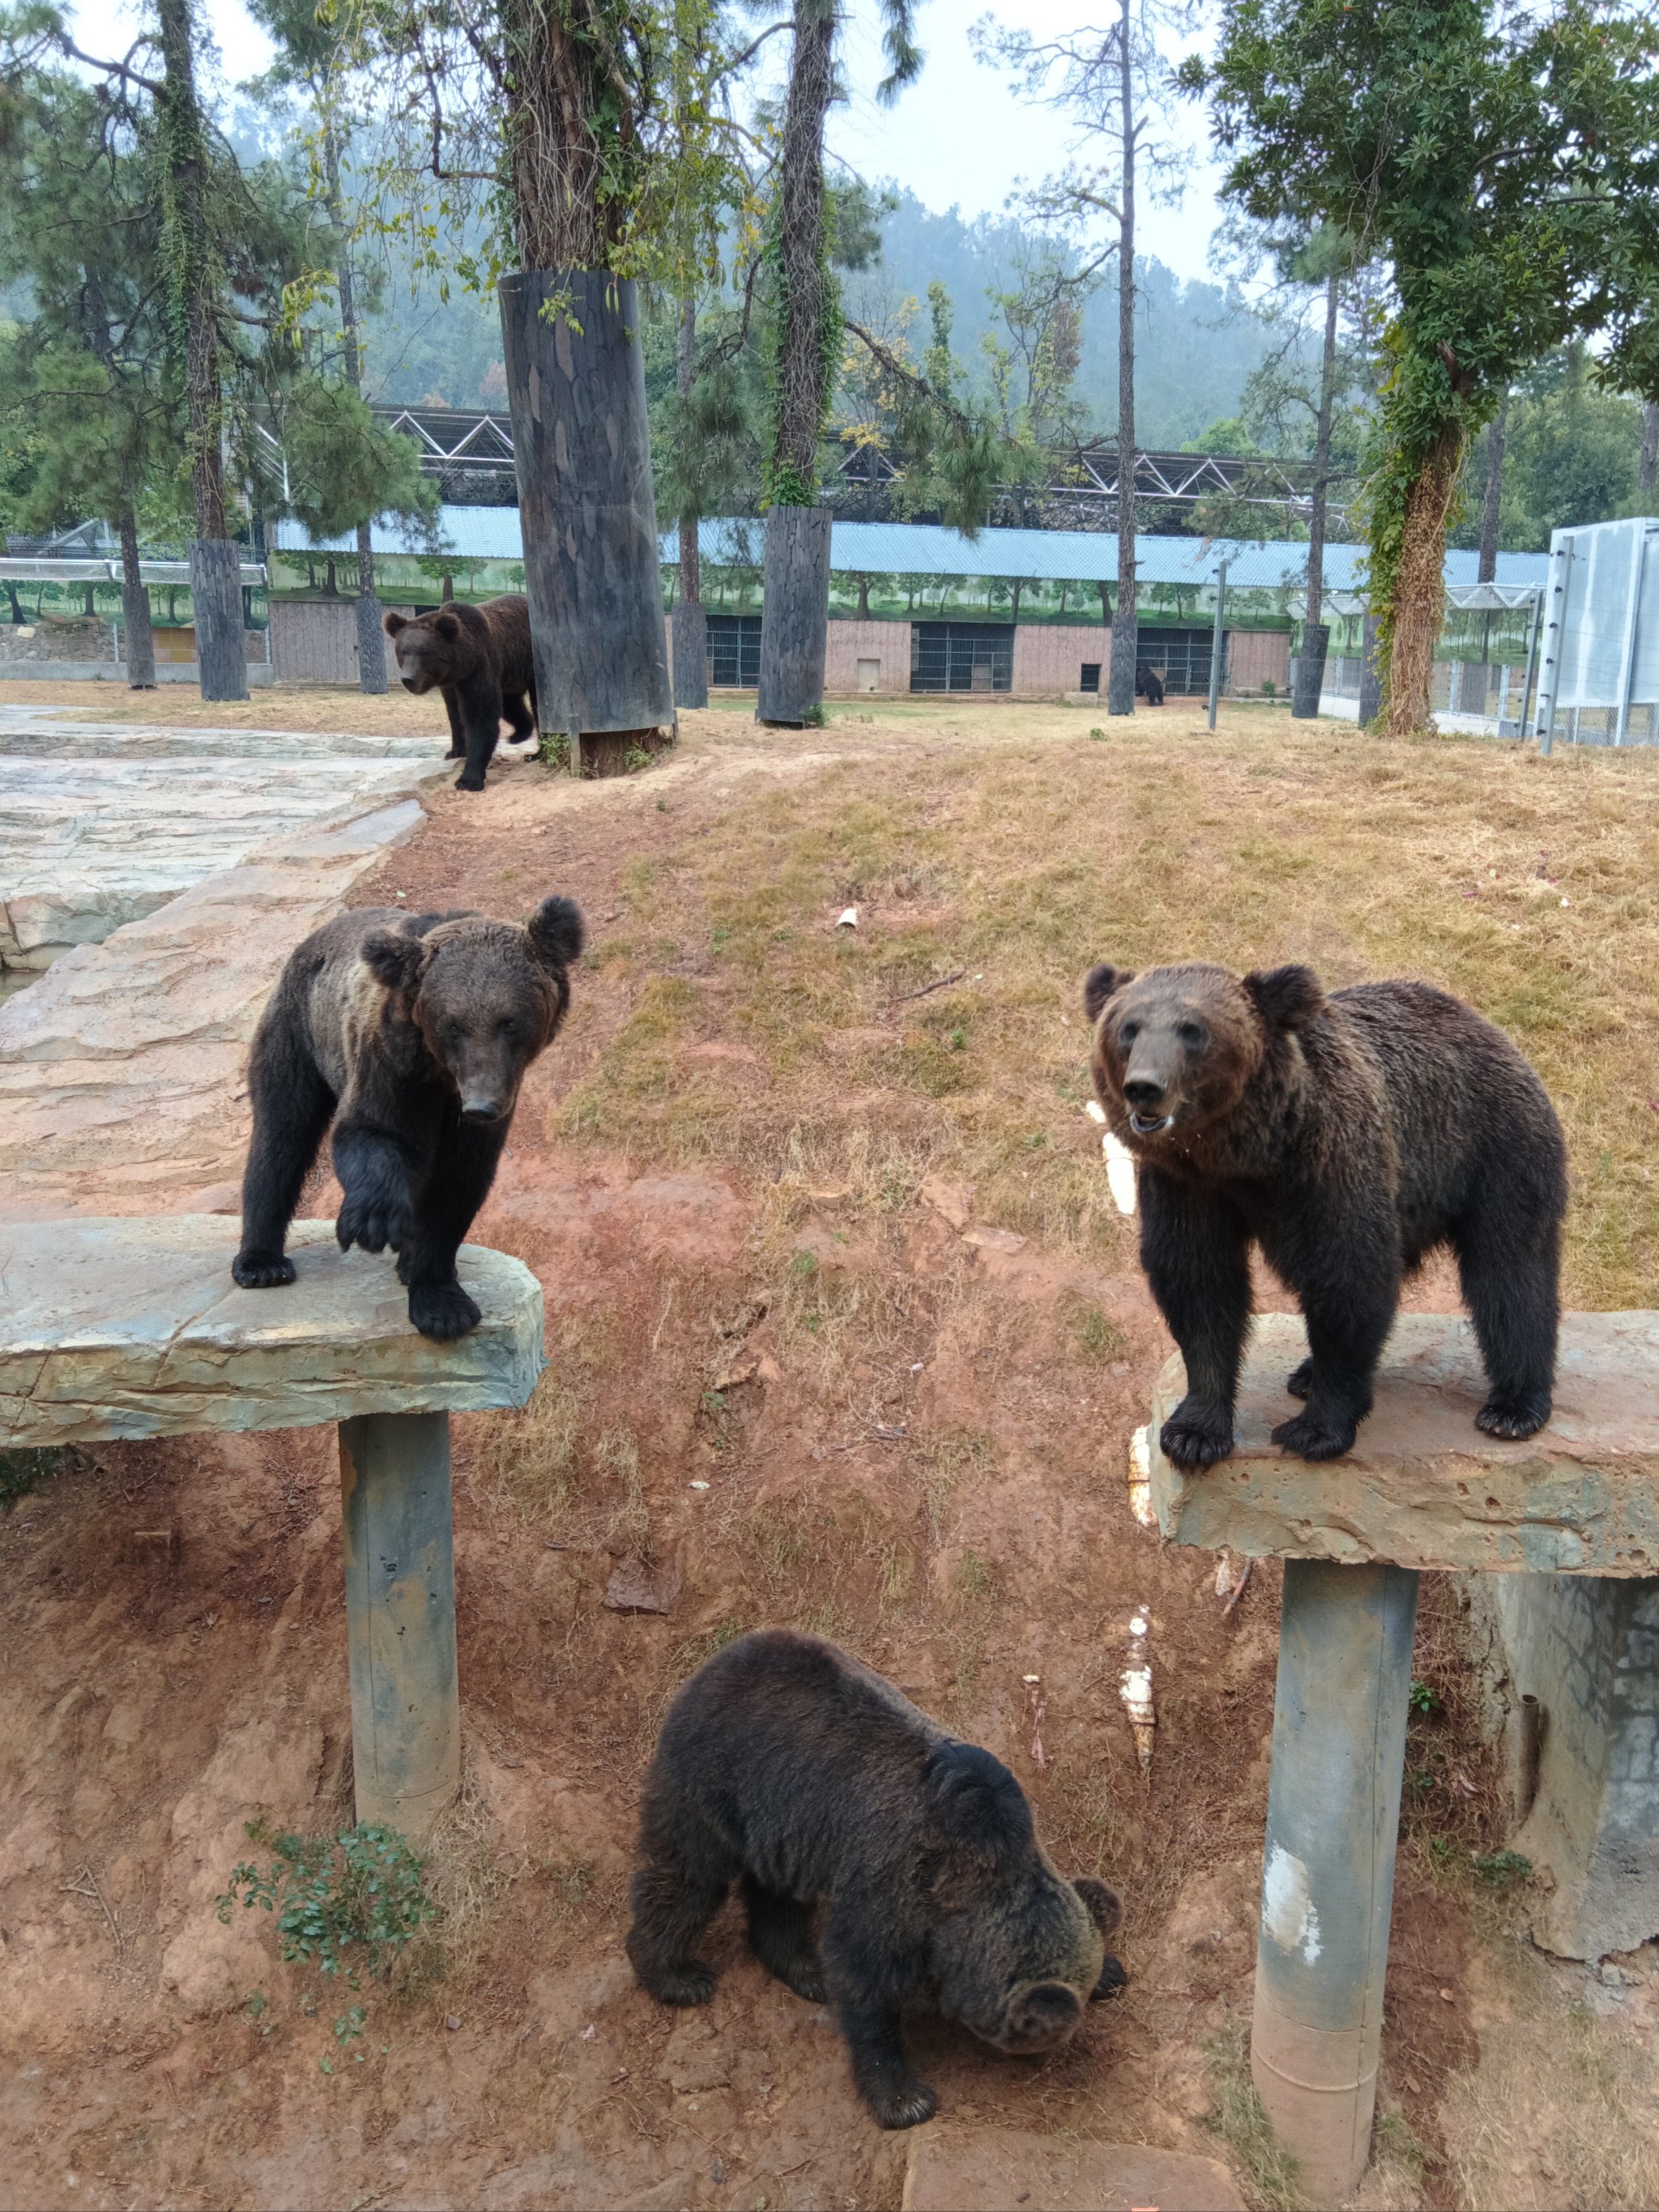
[
  {"x1": 384, "y1": 595, "x2": 535, "y2": 791},
  {"x1": 1084, "y1": 961, "x2": 1567, "y2": 1469}
]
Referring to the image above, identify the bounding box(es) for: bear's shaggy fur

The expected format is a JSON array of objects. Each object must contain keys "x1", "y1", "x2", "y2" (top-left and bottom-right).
[
  {"x1": 626, "y1": 1629, "x2": 1124, "y2": 2129},
  {"x1": 232, "y1": 896, "x2": 582, "y2": 1340},
  {"x1": 1134, "y1": 663, "x2": 1166, "y2": 706},
  {"x1": 1085, "y1": 960, "x2": 1567, "y2": 1467},
  {"x1": 383, "y1": 595, "x2": 535, "y2": 791}
]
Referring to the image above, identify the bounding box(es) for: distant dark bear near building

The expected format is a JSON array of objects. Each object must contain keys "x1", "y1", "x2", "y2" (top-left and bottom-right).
[
  {"x1": 1085, "y1": 961, "x2": 1567, "y2": 1468},
  {"x1": 383, "y1": 595, "x2": 536, "y2": 791},
  {"x1": 232, "y1": 897, "x2": 582, "y2": 1340},
  {"x1": 626, "y1": 1628, "x2": 1125, "y2": 2129},
  {"x1": 1134, "y1": 664, "x2": 1165, "y2": 705}
]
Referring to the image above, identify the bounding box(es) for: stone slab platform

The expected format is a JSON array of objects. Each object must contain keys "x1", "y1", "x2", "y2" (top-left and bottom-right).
[
  {"x1": 1150, "y1": 1312, "x2": 1659, "y2": 1574},
  {"x1": 902, "y1": 2123, "x2": 1243, "y2": 2212},
  {"x1": 0, "y1": 1215, "x2": 545, "y2": 1448}
]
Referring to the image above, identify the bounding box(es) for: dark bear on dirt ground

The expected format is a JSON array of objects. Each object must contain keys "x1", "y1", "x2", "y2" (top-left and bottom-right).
[
  {"x1": 626, "y1": 1629, "x2": 1124, "y2": 2129},
  {"x1": 383, "y1": 595, "x2": 536, "y2": 792},
  {"x1": 1135, "y1": 664, "x2": 1165, "y2": 705},
  {"x1": 232, "y1": 895, "x2": 582, "y2": 1340},
  {"x1": 1085, "y1": 961, "x2": 1567, "y2": 1468}
]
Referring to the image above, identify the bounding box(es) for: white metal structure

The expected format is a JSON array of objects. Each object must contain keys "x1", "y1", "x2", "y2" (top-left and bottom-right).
[{"x1": 1535, "y1": 517, "x2": 1659, "y2": 750}]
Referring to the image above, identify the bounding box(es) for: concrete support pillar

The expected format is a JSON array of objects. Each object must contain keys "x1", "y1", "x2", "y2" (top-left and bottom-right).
[
  {"x1": 1252, "y1": 1559, "x2": 1419, "y2": 2204},
  {"x1": 339, "y1": 1410, "x2": 460, "y2": 1835}
]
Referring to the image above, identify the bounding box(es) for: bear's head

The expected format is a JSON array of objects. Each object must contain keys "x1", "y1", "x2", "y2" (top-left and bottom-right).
[
  {"x1": 920, "y1": 1741, "x2": 1124, "y2": 2054},
  {"x1": 363, "y1": 895, "x2": 584, "y2": 1124},
  {"x1": 1083, "y1": 959, "x2": 1326, "y2": 1145},
  {"x1": 383, "y1": 607, "x2": 466, "y2": 695}
]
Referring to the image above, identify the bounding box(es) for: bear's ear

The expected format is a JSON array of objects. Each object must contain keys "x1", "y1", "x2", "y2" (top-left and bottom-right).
[
  {"x1": 1244, "y1": 963, "x2": 1325, "y2": 1032},
  {"x1": 1073, "y1": 1876, "x2": 1122, "y2": 1941},
  {"x1": 362, "y1": 927, "x2": 429, "y2": 998},
  {"x1": 432, "y1": 612, "x2": 462, "y2": 640},
  {"x1": 527, "y1": 894, "x2": 585, "y2": 972},
  {"x1": 382, "y1": 610, "x2": 408, "y2": 637},
  {"x1": 1083, "y1": 963, "x2": 1133, "y2": 1023},
  {"x1": 924, "y1": 1741, "x2": 1034, "y2": 1876}
]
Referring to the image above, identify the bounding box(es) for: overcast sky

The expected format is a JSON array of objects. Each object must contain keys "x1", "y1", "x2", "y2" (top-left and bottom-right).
[{"x1": 63, "y1": 0, "x2": 1228, "y2": 283}]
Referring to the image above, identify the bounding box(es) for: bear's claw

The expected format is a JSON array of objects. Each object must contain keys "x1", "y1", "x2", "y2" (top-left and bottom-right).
[
  {"x1": 1476, "y1": 1395, "x2": 1550, "y2": 1440},
  {"x1": 1158, "y1": 1402, "x2": 1235, "y2": 1471},
  {"x1": 653, "y1": 1962, "x2": 717, "y2": 2006},
  {"x1": 1272, "y1": 1409, "x2": 1358, "y2": 1461},
  {"x1": 867, "y1": 2080, "x2": 939, "y2": 2132},
  {"x1": 407, "y1": 1281, "x2": 483, "y2": 1341},
  {"x1": 336, "y1": 1193, "x2": 412, "y2": 1255},
  {"x1": 1286, "y1": 1357, "x2": 1314, "y2": 1400},
  {"x1": 232, "y1": 1251, "x2": 295, "y2": 1289}
]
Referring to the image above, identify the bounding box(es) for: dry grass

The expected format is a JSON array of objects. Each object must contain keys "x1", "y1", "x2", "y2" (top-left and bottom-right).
[{"x1": 552, "y1": 705, "x2": 1659, "y2": 1307}]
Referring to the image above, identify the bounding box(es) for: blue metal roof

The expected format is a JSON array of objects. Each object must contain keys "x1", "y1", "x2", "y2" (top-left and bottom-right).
[{"x1": 271, "y1": 508, "x2": 1547, "y2": 593}]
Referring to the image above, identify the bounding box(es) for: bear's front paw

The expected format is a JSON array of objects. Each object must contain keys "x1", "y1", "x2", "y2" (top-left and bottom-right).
[
  {"x1": 864, "y1": 2078, "x2": 939, "y2": 2132},
  {"x1": 444, "y1": 744, "x2": 466, "y2": 760},
  {"x1": 1476, "y1": 1392, "x2": 1550, "y2": 1440},
  {"x1": 652, "y1": 1961, "x2": 717, "y2": 2006},
  {"x1": 1286, "y1": 1356, "x2": 1313, "y2": 1400},
  {"x1": 777, "y1": 1956, "x2": 828, "y2": 2005},
  {"x1": 232, "y1": 1249, "x2": 295, "y2": 1289},
  {"x1": 336, "y1": 1191, "x2": 412, "y2": 1255},
  {"x1": 1272, "y1": 1409, "x2": 1358, "y2": 1461},
  {"x1": 407, "y1": 1279, "x2": 483, "y2": 1341},
  {"x1": 454, "y1": 769, "x2": 486, "y2": 793},
  {"x1": 1159, "y1": 1400, "x2": 1234, "y2": 1471}
]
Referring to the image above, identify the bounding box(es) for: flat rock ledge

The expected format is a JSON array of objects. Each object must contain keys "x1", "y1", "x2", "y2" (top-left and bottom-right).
[
  {"x1": 902, "y1": 2122, "x2": 1243, "y2": 2212},
  {"x1": 0, "y1": 1216, "x2": 546, "y2": 1448},
  {"x1": 1149, "y1": 1311, "x2": 1659, "y2": 1575}
]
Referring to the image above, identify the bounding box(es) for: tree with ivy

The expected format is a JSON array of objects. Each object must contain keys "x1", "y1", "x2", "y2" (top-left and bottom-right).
[{"x1": 1188, "y1": 0, "x2": 1659, "y2": 737}]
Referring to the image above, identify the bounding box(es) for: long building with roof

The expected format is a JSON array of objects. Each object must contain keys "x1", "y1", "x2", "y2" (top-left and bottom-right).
[{"x1": 267, "y1": 506, "x2": 1547, "y2": 702}]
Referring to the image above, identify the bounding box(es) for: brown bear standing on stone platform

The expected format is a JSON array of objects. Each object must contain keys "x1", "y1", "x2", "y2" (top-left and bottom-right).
[
  {"x1": 1085, "y1": 961, "x2": 1567, "y2": 1468},
  {"x1": 232, "y1": 896, "x2": 582, "y2": 1340},
  {"x1": 626, "y1": 1629, "x2": 1125, "y2": 2129},
  {"x1": 383, "y1": 595, "x2": 535, "y2": 791}
]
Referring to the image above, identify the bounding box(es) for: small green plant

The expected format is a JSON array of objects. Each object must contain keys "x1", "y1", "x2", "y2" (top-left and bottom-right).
[
  {"x1": 1, "y1": 1446, "x2": 62, "y2": 1511},
  {"x1": 949, "y1": 1027, "x2": 966, "y2": 1051},
  {"x1": 1088, "y1": 726, "x2": 1107, "y2": 740},
  {"x1": 953, "y1": 1547, "x2": 993, "y2": 1603},
  {"x1": 1261, "y1": 678, "x2": 1277, "y2": 698},
  {"x1": 803, "y1": 702, "x2": 829, "y2": 727},
  {"x1": 656, "y1": 797, "x2": 667, "y2": 812},
  {"x1": 1067, "y1": 1298, "x2": 1128, "y2": 1363},
  {"x1": 624, "y1": 744, "x2": 653, "y2": 771},
  {"x1": 1473, "y1": 1848, "x2": 1533, "y2": 1885},
  {"x1": 536, "y1": 731, "x2": 570, "y2": 770},
  {"x1": 790, "y1": 1247, "x2": 819, "y2": 1281},
  {"x1": 1409, "y1": 1678, "x2": 1441, "y2": 1714},
  {"x1": 217, "y1": 1822, "x2": 436, "y2": 1988}
]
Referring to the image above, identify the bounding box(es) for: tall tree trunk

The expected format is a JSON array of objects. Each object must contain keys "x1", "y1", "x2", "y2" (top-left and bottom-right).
[
  {"x1": 672, "y1": 292, "x2": 708, "y2": 709},
  {"x1": 501, "y1": 1, "x2": 612, "y2": 266},
  {"x1": 1478, "y1": 394, "x2": 1508, "y2": 584},
  {"x1": 156, "y1": 0, "x2": 246, "y2": 700},
  {"x1": 1385, "y1": 430, "x2": 1464, "y2": 738},
  {"x1": 1292, "y1": 274, "x2": 1340, "y2": 720},
  {"x1": 758, "y1": 0, "x2": 836, "y2": 724},
  {"x1": 1106, "y1": 0, "x2": 1137, "y2": 718},
  {"x1": 117, "y1": 508, "x2": 156, "y2": 688},
  {"x1": 322, "y1": 117, "x2": 387, "y2": 695},
  {"x1": 1640, "y1": 401, "x2": 1658, "y2": 495}
]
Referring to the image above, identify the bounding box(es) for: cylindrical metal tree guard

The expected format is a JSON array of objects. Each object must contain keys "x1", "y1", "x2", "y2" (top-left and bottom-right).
[
  {"x1": 1252, "y1": 1558, "x2": 1419, "y2": 2204},
  {"x1": 339, "y1": 1410, "x2": 460, "y2": 1835},
  {"x1": 498, "y1": 268, "x2": 673, "y2": 748},
  {"x1": 1292, "y1": 620, "x2": 1328, "y2": 719},
  {"x1": 672, "y1": 597, "x2": 709, "y2": 710},
  {"x1": 355, "y1": 590, "x2": 389, "y2": 696},
  {"x1": 188, "y1": 537, "x2": 248, "y2": 702},
  {"x1": 1358, "y1": 613, "x2": 1384, "y2": 727},
  {"x1": 757, "y1": 504, "x2": 832, "y2": 725}
]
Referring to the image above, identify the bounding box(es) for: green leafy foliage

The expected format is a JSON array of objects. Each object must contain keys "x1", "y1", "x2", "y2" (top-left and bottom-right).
[{"x1": 216, "y1": 1821, "x2": 436, "y2": 1987}]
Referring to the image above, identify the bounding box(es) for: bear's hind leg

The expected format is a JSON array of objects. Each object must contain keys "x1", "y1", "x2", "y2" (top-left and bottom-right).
[
  {"x1": 742, "y1": 1874, "x2": 825, "y2": 2001},
  {"x1": 1456, "y1": 1204, "x2": 1559, "y2": 1440},
  {"x1": 233, "y1": 1015, "x2": 335, "y2": 1289},
  {"x1": 502, "y1": 688, "x2": 535, "y2": 744},
  {"x1": 627, "y1": 1860, "x2": 729, "y2": 2006}
]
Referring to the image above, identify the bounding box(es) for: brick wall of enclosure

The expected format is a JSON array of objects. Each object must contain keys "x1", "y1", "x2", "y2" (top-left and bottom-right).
[
  {"x1": 824, "y1": 620, "x2": 912, "y2": 696},
  {"x1": 1011, "y1": 624, "x2": 1112, "y2": 697},
  {"x1": 269, "y1": 599, "x2": 402, "y2": 684},
  {"x1": 1224, "y1": 629, "x2": 1291, "y2": 694}
]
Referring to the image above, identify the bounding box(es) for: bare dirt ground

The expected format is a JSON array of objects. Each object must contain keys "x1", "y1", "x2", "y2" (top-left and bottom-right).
[{"x1": 2, "y1": 695, "x2": 1658, "y2": 2211}]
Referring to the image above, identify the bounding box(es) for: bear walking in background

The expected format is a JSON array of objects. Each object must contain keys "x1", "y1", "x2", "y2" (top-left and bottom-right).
[
  {"x1": 627, "y1": 1629, "x2": 1124, "y2": 2129},
  {"x1": 383, "y1": 595, "x2": 536, "y2": 792},
  {"x1": 1134, "y1": 664, "x2": 1165, "y2": 706},
  {"x1": 232, "y1": 896, "x2": 582, "y2": 1340},
  {"x1": 1085, "y1": 960, "x2": 1567, "y2": 1468}
]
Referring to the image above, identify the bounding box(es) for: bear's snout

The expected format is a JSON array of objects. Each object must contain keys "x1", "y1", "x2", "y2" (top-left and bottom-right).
[
  {"x1": 1000, "y1": 1980, "x2": 1084, "y2": 2052},
  {"x1": 459, "y1": 1093, "x2": 503, "y2": 1123}
]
